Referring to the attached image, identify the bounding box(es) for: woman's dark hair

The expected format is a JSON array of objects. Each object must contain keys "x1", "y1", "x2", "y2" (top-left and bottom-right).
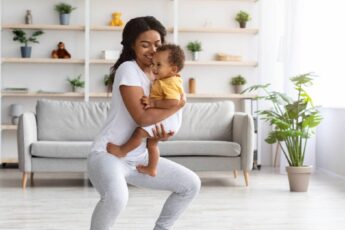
[{"x1": 108, "y1": 16, "x2": 167, "y2": 92}]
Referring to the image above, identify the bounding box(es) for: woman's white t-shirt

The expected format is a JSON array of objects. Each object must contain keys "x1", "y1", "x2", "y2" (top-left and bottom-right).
[{"x1": 90, "y1": 60, "x2": 151, "y2": 161}]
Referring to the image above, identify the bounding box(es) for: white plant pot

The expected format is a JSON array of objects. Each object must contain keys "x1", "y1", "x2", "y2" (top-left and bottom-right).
[{"x1": 286, "y1": 166, "x2": 313, "y2": 192}]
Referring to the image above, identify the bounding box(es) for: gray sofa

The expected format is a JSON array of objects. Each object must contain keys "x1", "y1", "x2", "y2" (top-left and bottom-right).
[{"x1": 17, "y1": 99, "x2": 254, "y2": 189}]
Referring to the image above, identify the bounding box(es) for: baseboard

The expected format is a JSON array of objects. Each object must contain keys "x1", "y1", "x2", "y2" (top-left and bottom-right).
[{"x1": 317, "y1": 167, "x2": 345, "y2": 181}]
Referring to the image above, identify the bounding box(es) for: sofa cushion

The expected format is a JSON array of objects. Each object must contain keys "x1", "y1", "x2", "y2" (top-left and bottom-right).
[
  {"x1": 172, "y1": 101, "x2": 234, "y2": 141},
  {"x1": 159, "y1": 140, "x2": 240, "y2": 157},
  {"x1": 36, "y1": 99, "x2": 109, "y2": 141},
  {"x1": 31, "y1": 141, "x2": 92, "y2": 158}
]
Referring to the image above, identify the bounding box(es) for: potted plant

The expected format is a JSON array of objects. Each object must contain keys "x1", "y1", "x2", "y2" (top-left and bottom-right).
[
  {"x1": 104, "y1": 74, "x2": 113, "y2": 92},
  {"x1": 54, "y1": 2, "x2": 77, "y2": 25},
  {"x1": 67, "y1": 75, "x2": 85, "y2": 93},
  {"x1": 243, "y1": 73, "x2": 322, "y2": 192},
  {"x1": 235, "y1": 11, "x2": 251, "y2": 28},
  {"x1": 12, "y1": 29, "x2": 44, "y2": 58},
  {"x1": 187, "y1": 41, "x2": 202, "y2": 61},
  {"x1": 231, "y1": 75, "x2": 247, "y2": 94}
]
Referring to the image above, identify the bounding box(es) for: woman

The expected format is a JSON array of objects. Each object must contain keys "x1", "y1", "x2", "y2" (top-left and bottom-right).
[{"x1": 87, "y1": 16, "x2": 201, "y2": 230}]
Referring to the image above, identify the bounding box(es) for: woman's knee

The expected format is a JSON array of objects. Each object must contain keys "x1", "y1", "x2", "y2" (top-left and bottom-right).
[
  {"x1": 103, "y1": 191, "x2": 128, "y2": 211},
  {"x1": 182, "y1": 171, "x2": 201, "y2": 197}
]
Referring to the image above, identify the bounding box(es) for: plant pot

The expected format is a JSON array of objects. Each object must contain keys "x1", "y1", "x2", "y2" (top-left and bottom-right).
[
  {"x1": 239, "y1": 21, "x2": 246, "y2": 29},
  {"x1": 286, "y1": 166, "x2": 313, "y2": 192},
  {"x1": 20, "y1": 46, "x2": 32, "y2": 58},
  {"x1": 59, "y1": 14, "x2": 70, "y2": 25},
  {"x1": 192, "y1": 51, "x2": 199, "y2": 61},
  {"x1": 233, "y1": 85, "x2": 244, "y2": 94},
  {"x1": 73, "y1": 86, "x2": 84, "y2": 93}
]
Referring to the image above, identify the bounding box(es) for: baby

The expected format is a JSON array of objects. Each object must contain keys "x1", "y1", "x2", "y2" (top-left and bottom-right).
[{"x1": 107, "y1": 44, "x2": 185, "y2": 176}]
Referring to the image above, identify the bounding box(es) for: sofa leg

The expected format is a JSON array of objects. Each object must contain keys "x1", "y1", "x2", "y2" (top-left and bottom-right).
[
  {"x1": 22, "y1": 172, "x2": 29, "y2": 189},
  {"x1": 243, "y1": 171, "x2": 249, "y2": 187},
  {"x1": 30, "y1": 173, "x2": 34, "y2": 186},
  {"x1": 233, "y1": 170, "x2": 237, "y2": 178}
]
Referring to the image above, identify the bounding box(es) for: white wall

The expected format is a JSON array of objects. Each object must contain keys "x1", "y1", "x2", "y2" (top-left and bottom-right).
[
  {"x1": 1, "y1": 0, "x2": 268, "y2": 164},
  {"x1": 316, "y1": 108, "x2": 345, "y2": 177}
]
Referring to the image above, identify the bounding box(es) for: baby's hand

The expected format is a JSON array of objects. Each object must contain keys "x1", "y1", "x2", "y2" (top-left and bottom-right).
[{"x1": 141, "y1": 96, "x2": 153, "y2": 109}]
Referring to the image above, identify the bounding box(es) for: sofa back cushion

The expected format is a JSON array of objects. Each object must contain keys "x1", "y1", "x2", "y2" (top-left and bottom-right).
[
  {"x1": 36, "y1": 99, "x2": 234, "y2": 141},
  {"x1": 172, "y1": 101, "x2": 234, "y2": 141},
  {"x1": 37, "y1": 99, "x2": 110, "y2": 141}
]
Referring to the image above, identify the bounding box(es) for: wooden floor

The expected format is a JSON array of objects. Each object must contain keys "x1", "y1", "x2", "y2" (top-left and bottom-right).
[{"x1": 0, "y1": 167, "x2": 345, "y2": 230}]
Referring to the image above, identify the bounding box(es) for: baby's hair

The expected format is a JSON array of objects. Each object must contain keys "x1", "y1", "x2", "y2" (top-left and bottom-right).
[{"x1": 156, "y1": 44, "x2": 185, "y2": 72}]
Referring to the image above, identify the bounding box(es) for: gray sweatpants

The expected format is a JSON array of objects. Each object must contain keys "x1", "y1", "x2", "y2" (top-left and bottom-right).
[{"x1": 87, "y1": 151, "x2": 201, "y2": 230}]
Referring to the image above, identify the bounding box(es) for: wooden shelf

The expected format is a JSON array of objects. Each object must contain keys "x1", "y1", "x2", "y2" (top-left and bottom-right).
[
  {"x1": 2, "y1": 58, "x2": 84, "y2": 64},
  {"x1": 1, "y1": 24, "x2": 84, "y2": 30},
  {"x1": 0, "y1": 157, "x2": 18, "y2": 164},
  {"x1": 1, "y1": 92, "x2": 84, "y2": 97},
  {"x1": 1, "y1": 125, "x2": 17, "y2": 131},
  {"x1": 177, "y1": 27, "x2": 258, "y2": 34},
  {"x1": 90, "y1": 25, "x2": 124, "y2": 31},
  {"x1": 90, "y1": 59, "x2": 116, "y2": 64},
  {"x1": 185, "y1": 60, "x2": 257, "y2": 67},
  {"x1": 89, "y1": 92, "x2": 256, "y2": 99}
]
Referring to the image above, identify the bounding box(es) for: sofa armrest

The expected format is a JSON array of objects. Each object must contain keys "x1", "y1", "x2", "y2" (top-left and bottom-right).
[
  {"x1": 17, "y1": 112, "x2": 37, "y2": 172},
  {"x1": 232, "y1": 113, "x2": 254, "y2": 171}
]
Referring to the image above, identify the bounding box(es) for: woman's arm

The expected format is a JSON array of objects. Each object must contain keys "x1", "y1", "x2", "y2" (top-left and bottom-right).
[{"x1": 120, "y1": 85, "x2": 184, "y2": 126}]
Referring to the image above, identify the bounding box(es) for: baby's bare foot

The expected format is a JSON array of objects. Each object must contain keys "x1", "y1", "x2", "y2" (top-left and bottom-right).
[
  {"x1": 106, "y1": 143, "x2": 126, "y2": 158},
  {"x1": 136, "y1": 165, "x2": 157, "y2": 177}
]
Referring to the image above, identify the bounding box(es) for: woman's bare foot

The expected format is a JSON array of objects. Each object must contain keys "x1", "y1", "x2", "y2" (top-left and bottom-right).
[
  {"x1": 136, "y1": 165, "x2": 157, "y2": 177},
  {"x1": 106, "y1": 143, "x2": 126, "y2": 158}
]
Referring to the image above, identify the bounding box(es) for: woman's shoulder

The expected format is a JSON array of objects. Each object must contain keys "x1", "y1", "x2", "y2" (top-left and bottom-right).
[{"x1": 117, "y1": 60, "x2": 137, "y2": 72}]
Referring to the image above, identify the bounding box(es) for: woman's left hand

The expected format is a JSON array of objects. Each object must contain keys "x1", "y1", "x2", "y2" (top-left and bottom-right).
[{"x1": 150, "y1": 123, "x2": 174, "y2": 143}]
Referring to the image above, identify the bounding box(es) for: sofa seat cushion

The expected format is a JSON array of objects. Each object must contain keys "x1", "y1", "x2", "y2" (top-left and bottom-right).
[
  {"x1": 159, "y1": 141, "x2": 241, "y2": 157},
  {"x1": 31, "y1": 141, "x2": 92, "y2": 158}
]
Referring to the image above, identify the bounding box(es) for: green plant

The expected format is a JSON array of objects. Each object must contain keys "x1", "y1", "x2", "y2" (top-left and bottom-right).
[
  {"x1": 104, "y1": 74, "x2": 111, "y2": 86},
  {"x1": 67, "y1": 75, "x2": 85, "y2": 88},
  {"x1": 187, "y1": 41, "x2": 202, "y2": 52},
  {"x1": 231, "y1": 75, "x2": 247, "y2": 85},
  {"x1": 235, "y1": 11, "x2": 251, "y2": 23},
  {"x1": 54, "y1": 2, "x2": 77, "y2": 14},
  {"x1": 12, "y1": 29, "x2": 44, "y2": 47},
  {"x1": 243, "y1": 73, "x2": 322, "y2": 167}
]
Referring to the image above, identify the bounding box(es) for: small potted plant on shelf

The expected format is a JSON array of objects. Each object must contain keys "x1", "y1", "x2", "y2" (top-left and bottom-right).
[
  {"x1": 235, "y1": 11, "x2": 251, "y2": 28},
  {"x1": 12, "y1": 29, "x2": 44, "y2": 58},
  {"x1": 231, "y1": 75, "x2": 247, "y2": 94},
  {"x1": 187, "y1": 41, "x2": 202, "y2": 61},
  {"x1": 54, "y1": 2, "x2": 77, "y2": 25},
  {"x1": 104, "y1": 74, "x2": 113, "y2": 92},
  {"x1": 67, "y1": 75, "x2": 85, "y2": 93},
  {"x1": 242, "y1": 73, "x2": 322, "y2": 192}
]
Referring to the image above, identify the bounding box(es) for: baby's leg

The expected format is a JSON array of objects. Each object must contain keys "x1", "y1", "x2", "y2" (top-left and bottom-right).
[
  {"x1": 136, "y1": 138, "x2": 159, "y2": 177},
  {"x1": 107, "y1": 127, "x2": 149, "y2": 157}
]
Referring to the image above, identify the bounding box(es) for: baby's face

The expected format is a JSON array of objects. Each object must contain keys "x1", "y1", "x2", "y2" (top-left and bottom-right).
[{"x1": 151, "y1": 51, "x2": 177, "y2": 80}]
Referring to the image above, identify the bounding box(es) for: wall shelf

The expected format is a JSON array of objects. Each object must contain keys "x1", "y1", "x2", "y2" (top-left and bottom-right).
[
  {"x1": 2, "y1": 24, "x2": 84, "y2": 31},
  {"x1": 1, "y1": 125, "x2": 17, "y2": 131},
  {"x1": 1, "y1": 58, "x2": 84, "y2": 64},
  {"x1": 178, "y1": 27, "x2": 258, "y2": 34},
  {"x1": 185, "y1": 60, "x2": 257, "y2": 67},
  {"x1": 1, "y1": 92, "x2": 84, "y2": 97}
]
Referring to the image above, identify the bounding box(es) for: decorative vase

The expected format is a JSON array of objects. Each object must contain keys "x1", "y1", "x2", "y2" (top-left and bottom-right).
[
  {"x1": 239, "y1": 21, "x2": 246, "y2": 28},
  {"x1": 233, "y1": 85, "x2": 244, "y2": 94},
  {"x1": 59, "y1": 14, "x2": 70, "y2": 25},
  {"x1": 189, "y1": 78, "x2": 196, "y2": 94},
  {"x1": 9, "y1": 104, "x2": 23, "y2": 125},
  {"x1": 192, "y1": 51, "x2": 199, "y2": 61},
  {"x1": 286, "y1": 166, "x2": 313, "y2": 192},
  {"x1": 20, "y1": 46, "x2": 32, "y2": 58}
]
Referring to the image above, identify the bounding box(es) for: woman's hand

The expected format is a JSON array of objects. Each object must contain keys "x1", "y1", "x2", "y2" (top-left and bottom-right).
[
  {"x1": 149, "y1": 123, "x2": 174, "y2": 144},
  {"x1": 178, "y1": 94, "x2": 186, "y2": 109}
]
